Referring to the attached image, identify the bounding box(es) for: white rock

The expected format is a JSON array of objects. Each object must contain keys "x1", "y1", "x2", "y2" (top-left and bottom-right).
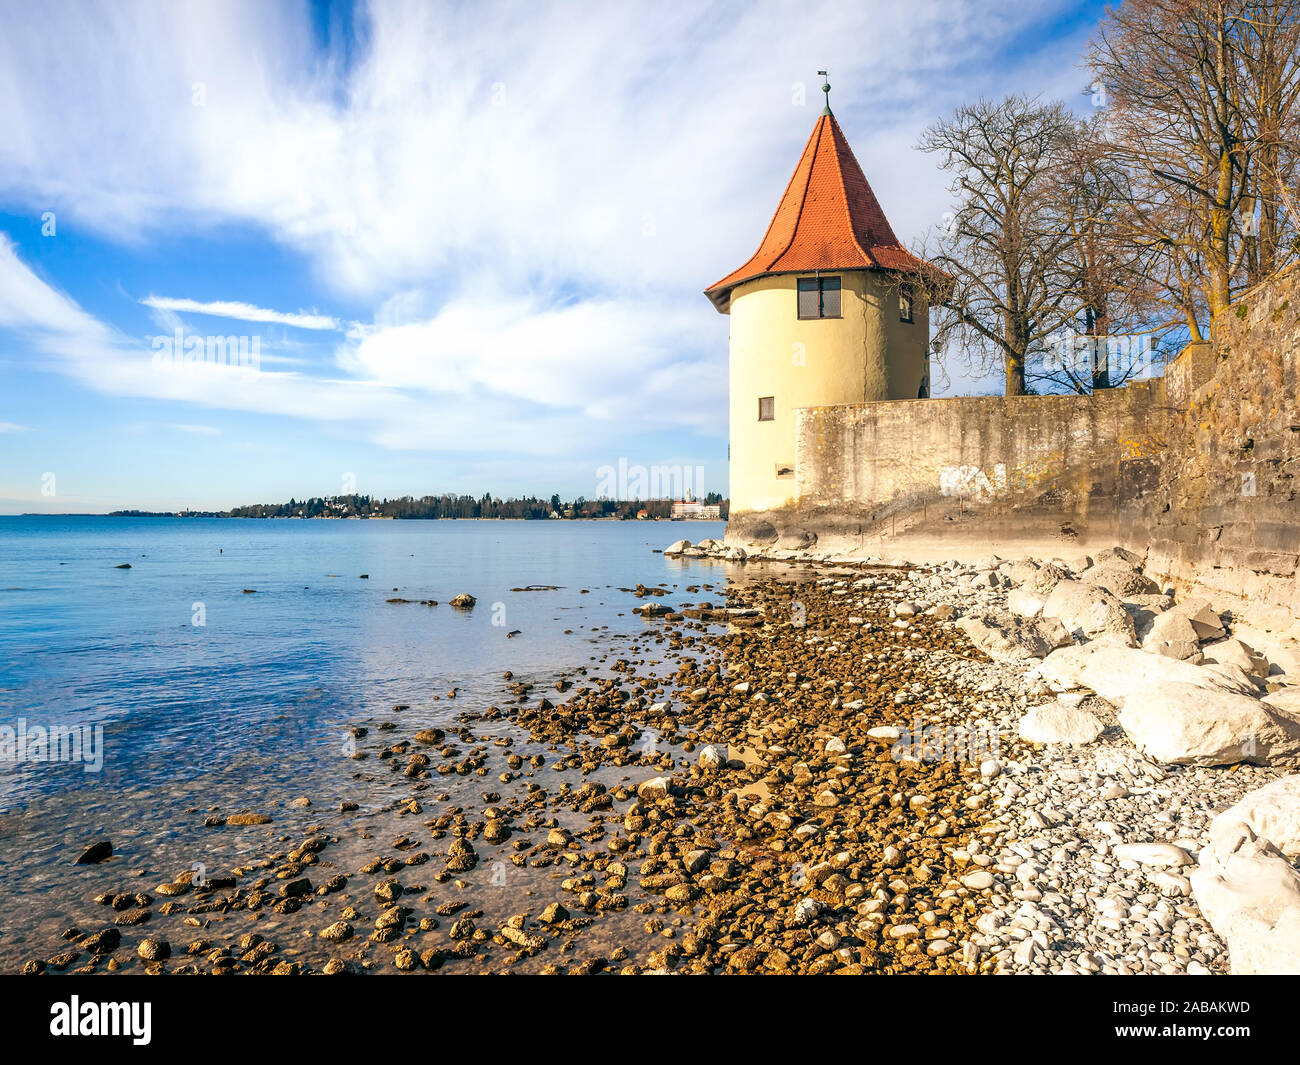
[
  {"x1": 1008, "y1": 588, "x2": 1046, "y2": 618},
  {"x1": 1203, "y1": 637, "x2": 1270, "y2": 679},
  {"x1": 962, "y1": 871, "x2": 995, "y2": 890},
  {"x1": 1042, "y1": 580, "x2": 1137, "y2": 646},
  {"x1": 1037, "y1": 644, "x2": 1258, "y2": 706},
  {"x1": 1141, "y1": 610, "x2": 1202, "y2": 660},
  {"x1": 956, "y1": 611, "x2": 1073, "y2": 663},
  {"x1": 1153, "y1": 870, "x2": 1192, "y2": 895},
  {"x1": 1118, "y1": 681, "x2": 1300, "y2": 766},
  {"x1": 1018, "y1": 701, "x2": 1104, "y2": 745},
  {"x1": 1264, "y1": 687, "x2": 1300, "y2": 715},
  {"x1": 1208, "y1": 775, "x2": 1300, "y2": 857},
  {"x1": 824, "y1": 736, "x2": 847, "y2": 754},
  {"x1": 1190, "y1": 825, "x2": 1300, "y2": 974},
  {"x1": 1164, "y1": 597, "x2": 1226, "y2": 640},
  {"x1": 1080, "y1": 559, "x2": 1159, "y2": 598},
  {"x1": 637, "y1": 776, "x2": 674, "y2": 799},
  {"x1": 663, "y1": 539, "x2": 691, "y2": 555},
  {"x1": 867, "y1": 726, "x2": 901, "y2": 742},
  {"x1": 1112, "y1": 842, "x2": 1193, "y2": 868},
  {"x1": 697, "y1": 745, "x2": 725, "y2": 771}
]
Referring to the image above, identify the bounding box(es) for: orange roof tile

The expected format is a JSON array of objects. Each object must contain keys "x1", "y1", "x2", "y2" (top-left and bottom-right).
[{"x1": 705, "y1": 112, "x2": 935, "y2": 313}]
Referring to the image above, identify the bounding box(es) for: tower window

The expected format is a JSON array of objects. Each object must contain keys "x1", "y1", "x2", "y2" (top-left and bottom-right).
[
  {"x1": 758, "y1": 396, "x2": 775, "y2": 421},
  {"x1": 899, "y1": 284, "x2": 914, "y2": 323},
  {"x1": 797, "y1": 276, "x2": 841, "y2": 319}
]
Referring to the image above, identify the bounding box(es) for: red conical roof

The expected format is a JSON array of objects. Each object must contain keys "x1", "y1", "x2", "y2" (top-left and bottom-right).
[{"x1": 705, "y1": 112, "x2": 934, "y2": 312}]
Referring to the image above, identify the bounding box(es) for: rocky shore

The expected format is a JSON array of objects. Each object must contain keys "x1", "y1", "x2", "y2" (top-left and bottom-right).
[{"x1": 17, "y1": 541, "x2": 1300, "y2": 975}]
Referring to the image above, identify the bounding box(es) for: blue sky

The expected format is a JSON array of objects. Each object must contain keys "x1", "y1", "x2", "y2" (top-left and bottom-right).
[{"x1": 0, "y1": 0, "x2": 1108, "y2": 513}]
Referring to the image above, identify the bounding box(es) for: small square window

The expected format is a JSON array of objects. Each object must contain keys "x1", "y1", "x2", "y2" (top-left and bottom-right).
[
  {"x1": 899, "y1": 284, "x2": 914, "y2": 323},
  {"x1": 758, "y1": 396, "x2": 775, "y2": 421},
  {"x1": 797, "y1": 276, "x2": 841, "y2": 319}
]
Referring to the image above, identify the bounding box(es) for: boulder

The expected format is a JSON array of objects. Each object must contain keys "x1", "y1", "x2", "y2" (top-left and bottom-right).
[
  {"x1": 1080, "y1": 559, "x2": 1160, "y2": 598},
  {"x1": 956, "y1": 610, "x2": 1072, "y2": 663},
  {"x1": 1190, "y1": 825, "x2": 1300, "y2": 974},
  {"x1": 1007, "y1": 588, "x2": 1046, "y2": 618},
  {"x1": 1202, "y1": 638, "x2": 1270, "y2": 679},
  {"x1": 1117, "y1": 680, "x2": 1300, "y2": 766},
  {"x1": 1037, "y1": 643, "x2": 1258, "y2": 704},
  {"x1": 1163, "y1": 597, "x2": 1226, "y2": 640},
  {"x1": 664, "y1": 539, "x2": 691, "y2": 555},
  {"x1": 1007, "y1": 560, "x2": 1041, "y2": 586},
  {"x1": 1041, "y1": 580, "x2": 1137, "y2": 646},
  {"x1": 1018, "y1": 701, "x2": 1104, "y2": 745},
  {"x1": 1021, "y1": 562, "x2": 1070, "y2": 597},
  {"x1": 1207, "y1": 775, "x2": 1300, "y2": 858},
  {"x1": 1096, "y1": 546, "x2": 1144, "y2": 566},
  {"x1": 1264, "y1": 687, "x2": 1300, "y2": 716},
  {"x1": 1141, "y1": 610, "x2": 1202, "y2": 661}
]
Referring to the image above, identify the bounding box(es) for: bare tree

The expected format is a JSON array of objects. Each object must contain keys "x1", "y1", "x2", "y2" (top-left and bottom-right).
[
  {"x1": 1032, "y1": 115, "x2": 1173, "y2": 393},
  {"x1": 917, "y1": 95, "x2": 1081, "y2": 396},
  {"x1": 1089, "y1": 0, "x2": 1300, "y2": 336},
  {"x1": 1237, "y1": 0, "x2": 1300, "y2": 283}
]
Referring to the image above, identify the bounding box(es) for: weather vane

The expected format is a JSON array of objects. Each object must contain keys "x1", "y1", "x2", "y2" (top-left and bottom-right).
[{"x1": 818, "y1": 70, "x2": 831, "y2": 115}]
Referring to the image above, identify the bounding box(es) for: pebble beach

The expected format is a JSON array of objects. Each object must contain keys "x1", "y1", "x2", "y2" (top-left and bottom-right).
[{"x1": 14, "y1": 535, "x2": 1299, "y2": 976}]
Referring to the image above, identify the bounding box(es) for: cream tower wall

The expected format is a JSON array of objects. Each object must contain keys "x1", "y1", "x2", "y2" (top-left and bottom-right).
[{"x1": 728, "y1": 270, "x2": 930, "y2": 515}]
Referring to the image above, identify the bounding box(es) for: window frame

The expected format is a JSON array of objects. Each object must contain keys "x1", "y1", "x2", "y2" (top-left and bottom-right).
[
  {"x1": 757, "y1": 396, "x2": 775, "y2": 422},
  {"x1": 796, "y1": 275, "x2": 842, "y2": 320},
  {"x1": 898, "y1": 283, "x2": 914, "y2": 324}
]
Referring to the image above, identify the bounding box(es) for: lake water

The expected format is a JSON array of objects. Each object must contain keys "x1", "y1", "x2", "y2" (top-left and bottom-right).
[{"x1": 0, "y1": 516, "x2": 726, "y2": 965}]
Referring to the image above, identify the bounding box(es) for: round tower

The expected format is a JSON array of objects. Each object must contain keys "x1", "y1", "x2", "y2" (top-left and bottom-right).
[{"x1": 705, "y1": 97, "x2": 940, "y2": 519}]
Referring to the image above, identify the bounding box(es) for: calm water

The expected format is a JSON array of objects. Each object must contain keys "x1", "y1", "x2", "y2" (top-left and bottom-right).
[{"x1": 0, "y1": 516, "x2": 726, "y2": 962}]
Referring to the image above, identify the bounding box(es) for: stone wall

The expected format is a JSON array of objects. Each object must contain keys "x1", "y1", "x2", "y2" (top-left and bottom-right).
[
  {"x1": 1142, "y1": 267, "x2": 1300, "y2": 626},
  {"x1": 727, "y1": 265, "x2": 1300, "y2": 628},
  {"x1": 793, "y1": 382, "x2": 1167, "y2": 544}
]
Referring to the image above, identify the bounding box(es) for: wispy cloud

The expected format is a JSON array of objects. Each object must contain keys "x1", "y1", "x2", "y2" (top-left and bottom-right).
[
  {"x1": 0, "y1": 421, "x2": 32, "y2": 433},
  {"x1": 141, "y1": 297, "x2": 341, "y2": 331},
  {"x1": 168, "y1": 423, "x2": 222, "y2": 435}
]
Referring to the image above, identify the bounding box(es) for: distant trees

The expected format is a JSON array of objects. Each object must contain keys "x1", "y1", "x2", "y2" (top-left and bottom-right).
[
  {"x1": 223, "y1": 493, "x2": 728, "y2": 520},
  {"x1": 916, "y1": 0, "x2": 1300, "y2": 395}
]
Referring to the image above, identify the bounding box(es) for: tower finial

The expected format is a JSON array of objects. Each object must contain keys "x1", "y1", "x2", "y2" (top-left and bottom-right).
[{"x1": 818, "y1": 70, "x2": 831, "y2": 115}]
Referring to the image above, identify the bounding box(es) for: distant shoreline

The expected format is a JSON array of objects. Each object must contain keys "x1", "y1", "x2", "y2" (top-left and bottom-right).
[{"x1": 9, "y1": 513, "x2": 725, "y2": 522}]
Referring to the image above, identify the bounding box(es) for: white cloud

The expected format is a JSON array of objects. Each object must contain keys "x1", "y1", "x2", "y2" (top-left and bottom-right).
[
  {"x1": 168, "y1": 423, "x2": 222, "y2": 435},
  {"x1": 0, "y1": 235, "x2": 714, "y2": 458},
  {"x1": 0, "y1": 0, "x2": 1102, "y2": 458},
  {"x1": 0, "y1": 0, "x2": 1096, "y2": 299},
  {"x1": 0, "y1": 422, "x2": 32, "y2": 433},
  {"x1": 142, "y1": 297, "x2": 341, "y2": 331}
]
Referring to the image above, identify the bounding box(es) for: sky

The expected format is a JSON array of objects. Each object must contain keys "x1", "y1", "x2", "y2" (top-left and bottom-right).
[{"x1": 0, "y1": 0, "x2": 1110, "y2": 513}]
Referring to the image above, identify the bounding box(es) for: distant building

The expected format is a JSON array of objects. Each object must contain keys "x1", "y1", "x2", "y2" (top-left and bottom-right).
[
  {"x1": 671, "y1": 500, "x2": 721, "y2": 520},
  {"x1": 705, "y1": 77, "x2": 945, "y2": 518}
]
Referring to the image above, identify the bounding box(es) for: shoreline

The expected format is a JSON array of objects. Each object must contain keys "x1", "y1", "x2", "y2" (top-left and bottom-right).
[{"x1": 10, "y1": 543, "x2": 1300, "y2": 974}]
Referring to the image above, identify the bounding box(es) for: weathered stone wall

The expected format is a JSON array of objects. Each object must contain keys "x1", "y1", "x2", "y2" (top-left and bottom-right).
[
  {"x1": 727, "y1": 265, "x2": 1300, "y2": 627},
  {"x1": 794, "y1": 383, "x2": 1166, "y2": 540},
  {"x1": 1141, "y1": 267, "x2": 1300, "y2": 625}
]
